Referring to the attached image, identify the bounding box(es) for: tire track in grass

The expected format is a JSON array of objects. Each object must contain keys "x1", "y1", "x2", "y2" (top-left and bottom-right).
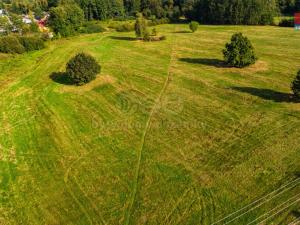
[
  {"x1": 39, "y1": 98, "x2": 98, "y2": 225},
  {"x1": 124, "y1": 31, "x2": 178, "y2": 225},
  {"x1": 61, "y1": 34, "x2": 109, "y2": 225},
  {"x1": 4, "y1": 35, "x2": 107, "y2": 224},
  {"x1": 163, "y1": 188, "x2": 192, "y2": 224},
  {"x1": 0, "y1": 43, "x2": 79, "y2": 225}
]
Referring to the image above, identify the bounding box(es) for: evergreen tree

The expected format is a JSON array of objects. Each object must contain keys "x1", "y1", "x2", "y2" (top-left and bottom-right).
[
  {"x1": 66, "y1": 53, "x2": 101, "y2": 85},
  {"x1": 292, "y1": 70, "x2": 300, "y2": 99},
  {"x1": 223, "y1": 33, "x2": 257, "y2": 68},
  {"x1": 135, "y1": 12, "x2": 147, "y2": 37}
]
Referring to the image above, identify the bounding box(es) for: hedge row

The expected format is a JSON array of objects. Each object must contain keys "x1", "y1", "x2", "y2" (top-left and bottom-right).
[
  {"x1": 107, "y1": 21, "x2": 135, "y2": 32},
  {"x1": 279, "y1": 18, "x2": 294, "y2": 27},
  {"x1": 147, "y1": 18, "x2": 170, "y2": 26},
  {"x1": 116, "y1": 23, "x2": 135, "y2": 32},
  {"x1": 108, "y1": 18, "x2": 170, "y2": 33},
  {"x1": 80, "y1": 23, "x2": 106, "y2": 34},
  {"x1": 0, "y1": 36, "x2": 45, "y2": 54}
]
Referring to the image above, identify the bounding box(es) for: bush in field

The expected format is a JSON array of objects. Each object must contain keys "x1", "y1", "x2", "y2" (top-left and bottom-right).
[
  {"x1": 135, "y1": 13, "x2": 147, "y2": 38},
  {"x1": 147, "y1": 18, "x2": 170, "y2": 26},
  {"x1": 223, "y1": 33, "x2": 257, "y2": 68},
  {"x1": 0, "y1": 36, "x2": 25, "y2": 54},
  {"x1": 66, "y1": 53, "x2": 101, "y2": 85},
  {"x1": 189, "y1": 21, "x2": 199, "y2": 32},
  {"x1": 116, "y1": 23, "x2": 134, "y2": 32},
  {"x1": 151, "y1": 28, "x2": 157, "y2": 36},
  {"x1": 143, "y1": 29, "x2": 151, "y2": 41},
  {"x1": 279, "y1": 18, "x2": 294, "y2": 27},
  {"x1": 291, "y1": 70, "x2": 300, "y2": 99},
  {"x1": 81, "y1": 23, "x2": 106, "y2": 34},
  {"x1": 18, "y1": 36, "x2": 45, "y2": 51}
]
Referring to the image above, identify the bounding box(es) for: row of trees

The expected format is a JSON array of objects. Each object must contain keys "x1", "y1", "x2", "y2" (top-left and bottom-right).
[
  {"x1": 66, "y1": 0, "x2": 184, "y2": 21},
  {"x1": 6, "y1": 0, "x2": 300, "y2": 19},
  {"x1": 187, "y1": 0, "x2": 279, "y2": 25},
  {"x1": 5, "y1": 0, "x2": 300, "y2": 24},
  {"x1": 3, "y1": 0, "x2": 298, "y2": 37},
  {"x1": 6, "y1": 0, "x2": 299, "y2": 23},
  {"x1": 2, "y1": 0, "x2": 187, "y2": 20}
]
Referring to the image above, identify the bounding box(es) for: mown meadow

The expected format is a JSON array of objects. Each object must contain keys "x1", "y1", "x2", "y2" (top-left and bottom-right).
[{"x1": 0, "y1": 24, "x2": 300, "y2": 224}]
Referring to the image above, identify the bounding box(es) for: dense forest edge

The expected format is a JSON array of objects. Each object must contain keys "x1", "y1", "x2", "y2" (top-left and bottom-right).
[{"x1": 0, "y1": 0, "x2": 298, "y2": 53}]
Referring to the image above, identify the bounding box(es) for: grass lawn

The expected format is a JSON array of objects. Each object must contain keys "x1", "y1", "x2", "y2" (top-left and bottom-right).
[{"x1": 0, "y1": 24, "x2": 300, "y2": 225}]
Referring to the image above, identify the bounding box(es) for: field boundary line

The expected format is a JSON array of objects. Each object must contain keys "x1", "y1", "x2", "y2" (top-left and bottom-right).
[{"x1": 124, "y1": 32, "x2": 178, "y2": 225}]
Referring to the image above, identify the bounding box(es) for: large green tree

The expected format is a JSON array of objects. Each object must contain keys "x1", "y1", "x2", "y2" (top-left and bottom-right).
[{"x1": 48, "y1": 2, "x2": 84, "y2": 36}]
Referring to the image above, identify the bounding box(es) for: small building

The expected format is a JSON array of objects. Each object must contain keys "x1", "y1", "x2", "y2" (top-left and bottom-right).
[
  {"x1": 22, "y1": 15, "x2": 32, "y2": 24},
  {"x1": 0, "y1": 10, "x2": 8, "y2": 33}
]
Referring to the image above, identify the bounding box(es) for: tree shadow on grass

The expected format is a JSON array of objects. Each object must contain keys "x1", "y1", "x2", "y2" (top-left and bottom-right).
[
  {"x1": 179, "y1": 58, "x2": 228, "y2": 68},
  {"x1": 109, "y1": 36, "x2": 137, "y2": 41},
  {"x1": 50, "y1": 72, "x2": 74, "y2": 85},
  {"x1": 231, "y1": 87, "x2": 299, "y2": 103},
  {"x1": 292, "y1": 210, "x2": 300, "y2": 218}
]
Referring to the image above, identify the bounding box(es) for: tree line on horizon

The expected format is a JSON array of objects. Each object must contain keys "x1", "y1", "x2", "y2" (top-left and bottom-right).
[{"x1": 2, "y1": 0, "x2": 300, "y2": 25}]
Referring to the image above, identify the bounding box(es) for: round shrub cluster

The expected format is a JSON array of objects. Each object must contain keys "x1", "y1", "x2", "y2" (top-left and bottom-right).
[
  {"x1": 189, "y1": 21, "x2": 199, "y2": 33},
  {"x1": 292, "y1": 70, "x2": 300, "y2": 99},
  {"x1": 66, "y1": 53, "x2": 101, "y2": 85},
  {"x1": 223, "y1": 33, "x2": 257, "y2": 68}
]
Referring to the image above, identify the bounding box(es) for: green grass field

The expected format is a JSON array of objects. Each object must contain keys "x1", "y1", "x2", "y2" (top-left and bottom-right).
[{"x1": 0, "y1": 24, "x2": 300, "y2": 225}]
